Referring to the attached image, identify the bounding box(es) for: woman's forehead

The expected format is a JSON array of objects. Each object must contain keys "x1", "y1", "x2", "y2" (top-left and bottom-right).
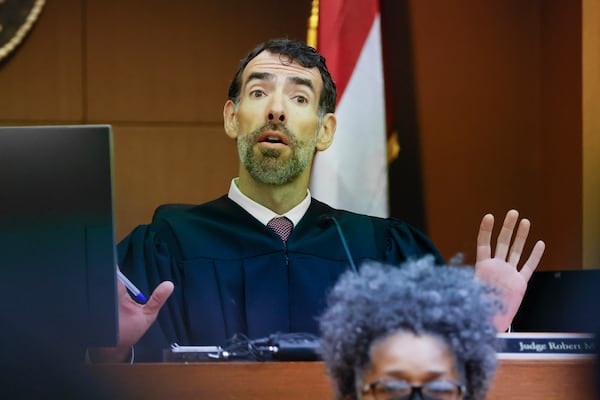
[{"x1": 367, "y1": 332, "x2": 459, "y2": 377}]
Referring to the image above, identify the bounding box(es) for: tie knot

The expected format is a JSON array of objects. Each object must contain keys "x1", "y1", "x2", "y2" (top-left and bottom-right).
[{"x1": 267, "y1": 216, "x2": 293, "y2": 243}]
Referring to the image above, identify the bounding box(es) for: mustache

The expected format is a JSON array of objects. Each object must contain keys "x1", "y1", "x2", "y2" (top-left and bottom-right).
[{"x1": 252, "y1": 122, "x2": 292, "y2": 139}]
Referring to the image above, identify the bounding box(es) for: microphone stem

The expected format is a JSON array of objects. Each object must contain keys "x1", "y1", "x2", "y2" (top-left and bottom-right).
[{"x1": 331, "y1": 218, "x2": 358, "y2": 273}]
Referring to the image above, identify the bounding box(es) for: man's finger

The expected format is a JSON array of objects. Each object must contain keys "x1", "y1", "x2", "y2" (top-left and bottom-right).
[
  {"x1": 144, "y1": 281, "x2": 175, "y2": 314},
  {"x1": 476, "y1": 213, "x2": 494, "y2": 261},
  {"x1": 519, "y1": 240, "x2": 546, "y2": 282},
  {"x1": 495, "y1": 209, "x2": 518, "y2": 260},
  {"x1": 508, "y1": 218, "x2": 530, "y2": 266}
]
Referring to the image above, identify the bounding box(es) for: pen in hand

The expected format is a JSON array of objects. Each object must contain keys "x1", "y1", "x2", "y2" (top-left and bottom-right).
[{"x1": 117, "y1": 269, "x2": 148, "y2": 303}]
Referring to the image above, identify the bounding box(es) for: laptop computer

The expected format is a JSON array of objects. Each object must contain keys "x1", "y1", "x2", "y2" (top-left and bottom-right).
[
  {"x1": 0, "y1": 125, "x2": 118, "y2": 357},
  {"x1": 512, "y1": 269, "x2": 600, "y2": 333}
]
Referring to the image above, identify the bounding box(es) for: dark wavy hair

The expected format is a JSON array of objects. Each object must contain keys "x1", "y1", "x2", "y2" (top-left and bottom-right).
[
  {"x1": 318, "y1": 256, "x2": 502, "y2": 400},
  {"x1": 227, "y1": 38, "x2": 337, "y2": 117}
]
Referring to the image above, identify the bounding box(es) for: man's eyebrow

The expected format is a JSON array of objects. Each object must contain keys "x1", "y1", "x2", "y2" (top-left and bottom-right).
[
  {"x1": 244, "y1": 72, "x2": 315, "y2": 93},
  {"x1": 245, "y1": 71, "x2": 275, "y2": 84},
  {"x1": 287, "y1": 76, "x2": 315, "y2": 92}
]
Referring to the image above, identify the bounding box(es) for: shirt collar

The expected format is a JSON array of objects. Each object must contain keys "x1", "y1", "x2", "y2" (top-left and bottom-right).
[{"x1": 227, "y1": 178, "x2": 311, "y2": 226}]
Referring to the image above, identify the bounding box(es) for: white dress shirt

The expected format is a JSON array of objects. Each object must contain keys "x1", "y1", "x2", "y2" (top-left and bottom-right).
[{"x1": 227, "y1": 178, "x2": 311, "y2": 227}]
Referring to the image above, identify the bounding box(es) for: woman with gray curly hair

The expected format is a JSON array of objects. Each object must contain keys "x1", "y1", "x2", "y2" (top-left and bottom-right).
[{"x1": 318, "y1": 256, "x2": 503, "y2": 400}]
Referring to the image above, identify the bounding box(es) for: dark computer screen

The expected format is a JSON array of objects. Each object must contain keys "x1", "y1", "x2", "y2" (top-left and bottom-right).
[
  {"x1": 512, "y1": 269, "x2": 600, "y2": 333},
  {"x1": 0, "y1": 125, "x2": 118, "y2": 358}
]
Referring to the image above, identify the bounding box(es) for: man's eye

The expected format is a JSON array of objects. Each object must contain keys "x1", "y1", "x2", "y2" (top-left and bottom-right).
[
  {"x1": 250, "y1": 90, "x2": 266, "y2": 98},
  {"x1": 294, "y1": 96, "x2": 308, "y2": 104}
]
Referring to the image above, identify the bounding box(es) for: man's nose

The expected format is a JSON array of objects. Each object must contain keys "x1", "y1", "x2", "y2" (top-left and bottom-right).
[
  {"x1": 267, "y1": 94, "x2": 286, "y2": 123},
  {"x1": 268, "y1": 112, "x2": 285, "y2": 123}
]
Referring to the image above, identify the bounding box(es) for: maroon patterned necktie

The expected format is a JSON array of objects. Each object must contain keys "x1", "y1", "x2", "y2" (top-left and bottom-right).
[{"x1": 267, "y1": 216, "x2": 293, "y2": 243}]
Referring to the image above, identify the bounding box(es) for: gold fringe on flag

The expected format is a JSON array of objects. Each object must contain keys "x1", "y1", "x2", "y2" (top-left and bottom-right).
[
  {"x1": 307, "y1": 0, "x2": 319, "y2": 47},
  {"x1": 387, "y1": 130, "x2": 401, "y2": 164}
]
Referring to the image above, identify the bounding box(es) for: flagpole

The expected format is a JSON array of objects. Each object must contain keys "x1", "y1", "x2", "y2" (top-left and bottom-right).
[{"x1": 307, "y1": 0, "x2": 319, "y2": 47}]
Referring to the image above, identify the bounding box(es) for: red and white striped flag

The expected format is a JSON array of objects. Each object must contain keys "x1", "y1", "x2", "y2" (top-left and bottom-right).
[{"x1": 309, "y1": 0, "x2": 389, "y2": 217}]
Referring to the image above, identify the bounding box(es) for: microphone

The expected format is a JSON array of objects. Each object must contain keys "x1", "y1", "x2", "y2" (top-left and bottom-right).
[
  {"x1": 166, "y1": 333, "x2": 321, "y2": 362},
  {"x1": 266, "y1": 332, "x2": 321, "y2": 361},
  {"x1": 319, "y1": 214, "x2": 357, "y2": 273}
]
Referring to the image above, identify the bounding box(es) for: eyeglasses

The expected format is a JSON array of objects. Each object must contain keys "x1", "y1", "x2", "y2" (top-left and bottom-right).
[{"x1": 362, "y1": 378, "x2": 466, "y2": 400}]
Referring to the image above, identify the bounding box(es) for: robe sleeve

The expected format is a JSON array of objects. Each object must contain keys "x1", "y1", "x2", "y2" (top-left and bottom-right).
[{"x1": 374, "y1": 218, "x2": 445, "y2": 266}]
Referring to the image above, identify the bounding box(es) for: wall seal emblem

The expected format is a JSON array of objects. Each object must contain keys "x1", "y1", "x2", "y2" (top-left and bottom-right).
[{"x1": 0, "y1": 0, "x2": 45, "y2": 62}]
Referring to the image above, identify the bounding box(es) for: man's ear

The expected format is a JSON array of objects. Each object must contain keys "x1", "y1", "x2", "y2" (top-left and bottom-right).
[
  {"x1": 223, "y1": 100, "x2": 238, "y2": 139},
  {"x1": 316, "y1": 113, "x2": 336, "y2": 151}
]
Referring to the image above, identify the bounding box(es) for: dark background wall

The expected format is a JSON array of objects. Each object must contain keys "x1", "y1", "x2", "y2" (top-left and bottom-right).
[{"x1": 1, "y1": 0, "x2": 597, "y2": 270}]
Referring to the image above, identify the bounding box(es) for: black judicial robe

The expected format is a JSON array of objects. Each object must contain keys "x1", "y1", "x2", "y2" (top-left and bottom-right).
[{"x1": 117, "y1": 196, "x2": 443, "y2": 361}]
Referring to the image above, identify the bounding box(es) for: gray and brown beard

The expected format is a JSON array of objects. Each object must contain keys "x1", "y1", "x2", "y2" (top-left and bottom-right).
[{"x1": 237, "y1": 122, "x2": 318, "y2": 185}]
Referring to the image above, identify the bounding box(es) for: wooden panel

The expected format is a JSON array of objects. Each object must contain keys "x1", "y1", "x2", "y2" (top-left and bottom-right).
[
  {"x1": 94, "y1": 362, "x2": 334, "y2": 399},
  {"x1": 0, "y1": 0, "x2": 83, "y2": 122},
  {"x1": 489, "y1": 358, "x2": 596, "y2": 399},
  {"x1": 538, "y1": 0, "x2": 583, "y2": 269},
  {"x1": 582, "y1": 0, "x2": 600, "y2": 268},
  {"x1": 86, "y1": 0, "x2": 311, "y2": 123},
  {"x1": 112, "y1": 124, "x2": 239, "y2": 240},
  {"x1": 408, "y1": 1, "x2": 545, "y2": 263},
  {"x1": 89, "y1": 358, "x2": 597, "y2": 400}
]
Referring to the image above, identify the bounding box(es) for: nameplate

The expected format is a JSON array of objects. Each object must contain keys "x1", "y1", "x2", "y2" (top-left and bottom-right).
[{"x1": 497, "y1": 332, "x2": 596, "y2": 359}]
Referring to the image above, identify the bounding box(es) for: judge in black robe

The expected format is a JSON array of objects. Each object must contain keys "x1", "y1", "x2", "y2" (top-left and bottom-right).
[
  {"x1": 118, "y1": 196, "x2": 443, "y2": 361},
  {"x1": 95, "y1": 39, "x2": 545, "y2": 364}
]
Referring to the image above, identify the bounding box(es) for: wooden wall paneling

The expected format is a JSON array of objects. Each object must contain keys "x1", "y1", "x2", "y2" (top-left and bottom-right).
[
  {"x1": 112, "y1": 124, "x2": 239, "y2": 240},
  {"x1": 408, "y1": 1, "x2": 544, "y2": 263},
  {"x1": 0, "y1": 0, "x2": 83, "y2": 123},
  {"x1": 85, "y1": 0, "x2": 311, "y2": 123},
  {"x1": 582, "y1": 0, "x2": 600, "y2": 268},
  {"x1": 538, "y1": 0, "x2": 583, "y2": 269}
]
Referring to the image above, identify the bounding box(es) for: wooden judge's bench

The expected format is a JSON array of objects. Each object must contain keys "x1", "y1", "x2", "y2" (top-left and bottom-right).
[{"x1": 90, "y1": 356, "x2": 597, "y2": 399}]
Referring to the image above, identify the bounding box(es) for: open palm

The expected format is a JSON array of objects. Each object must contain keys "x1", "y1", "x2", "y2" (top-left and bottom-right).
[{"x1": 474, "y1": 210, "x2": 546, "y2": 332}]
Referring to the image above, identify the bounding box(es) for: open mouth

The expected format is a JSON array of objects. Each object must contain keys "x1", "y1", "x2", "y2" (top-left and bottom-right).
[{"x1": 257, "y1": 132, "x2": 289, "y2": 146}]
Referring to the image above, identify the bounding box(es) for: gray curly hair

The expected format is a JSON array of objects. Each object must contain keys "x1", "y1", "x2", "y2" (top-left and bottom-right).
[{"x1": 318, "y1": 256, "x2": 502, "y2": 400}]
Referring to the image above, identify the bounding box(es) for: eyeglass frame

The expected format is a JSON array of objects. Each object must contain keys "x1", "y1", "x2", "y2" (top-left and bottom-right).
[{"x1": 361, "y1": 378, "x2": 466, "y2": 400}]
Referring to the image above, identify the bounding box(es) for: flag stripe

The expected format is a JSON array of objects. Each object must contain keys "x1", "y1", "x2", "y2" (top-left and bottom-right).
[
  {"x1": 317, "y1": 0, "x2": 379, "y2": 101},
  {"x1": 311, "y1": 0, "x2": 389, "y2": 218}
]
